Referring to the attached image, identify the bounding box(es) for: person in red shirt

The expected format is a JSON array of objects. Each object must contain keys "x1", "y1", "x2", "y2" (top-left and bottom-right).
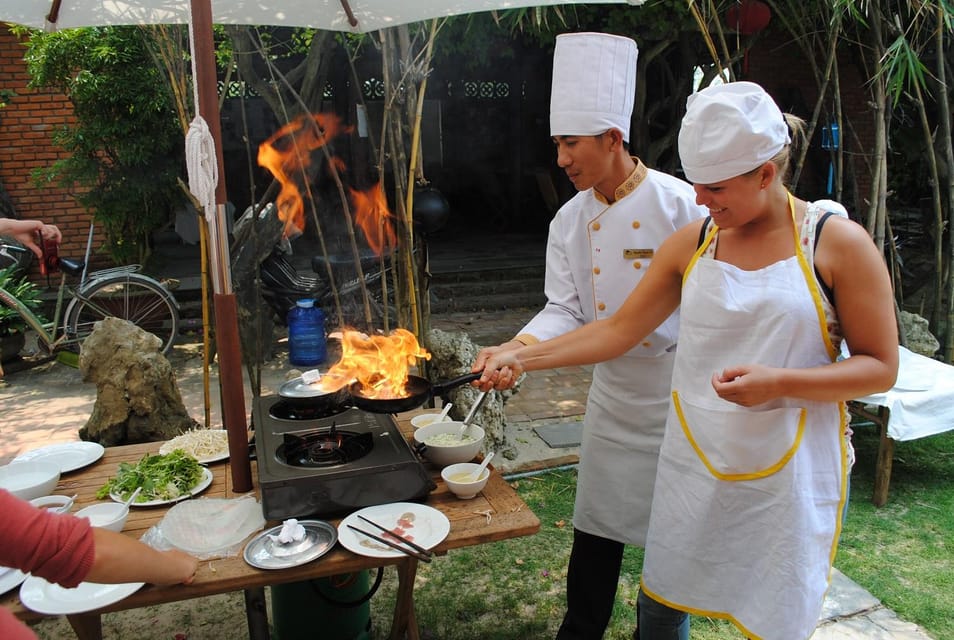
[{"x1": 0, "y1": 489, "x2": 198, "y2": 640}]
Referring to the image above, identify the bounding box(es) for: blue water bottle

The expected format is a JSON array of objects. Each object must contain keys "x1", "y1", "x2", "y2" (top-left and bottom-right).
[{"x1": 287, "y1": 299, "x2": 326, "y2": 366}]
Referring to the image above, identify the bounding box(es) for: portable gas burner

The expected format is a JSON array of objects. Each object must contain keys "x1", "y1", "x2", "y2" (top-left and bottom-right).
[{"x1": 254, "y1": 396, "x2": 435, "y2": 520}]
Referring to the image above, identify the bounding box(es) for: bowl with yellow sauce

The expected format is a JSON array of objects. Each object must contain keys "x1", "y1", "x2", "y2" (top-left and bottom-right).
[
  {"x1": 410, "y1": 411, "x2": 450, "y2": 430},
  {"x1": 441, "y1": 462, "x2": 490, "y2": 500}
]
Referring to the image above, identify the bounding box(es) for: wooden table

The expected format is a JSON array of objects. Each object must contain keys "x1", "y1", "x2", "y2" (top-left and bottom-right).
[{"x1": 3, "y1": 413, "x2": 540, "y2": 639}]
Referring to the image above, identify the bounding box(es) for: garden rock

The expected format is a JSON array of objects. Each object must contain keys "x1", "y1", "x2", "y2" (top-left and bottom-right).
[
  {"x1": 900, "y1": 310, "x2": 939, "y2": 357},
  {"x1": 78, "y1": 317, "x2": 197, "y2": 446},
  {"x1": 425, "y1": 328, "x2": 518, "y2": 460}
]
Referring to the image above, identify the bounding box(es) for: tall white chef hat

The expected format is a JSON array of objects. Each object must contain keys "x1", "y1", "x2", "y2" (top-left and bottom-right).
[
  {"x1": 678, "y1": 81, "x2": 790, "y2": 184},
  {"x1": 550, "y1": 32, "x2": 638, "y2": 143}
]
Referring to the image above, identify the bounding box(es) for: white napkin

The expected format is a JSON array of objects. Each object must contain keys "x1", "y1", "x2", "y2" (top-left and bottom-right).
[{"x1": 269, "y1": 518, "x2": 307, "y2": 544}]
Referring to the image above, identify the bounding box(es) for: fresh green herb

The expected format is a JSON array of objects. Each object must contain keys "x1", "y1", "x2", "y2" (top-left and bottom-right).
[{"x1": 96, "y1": 450, "x2": 204, "y2": 503}]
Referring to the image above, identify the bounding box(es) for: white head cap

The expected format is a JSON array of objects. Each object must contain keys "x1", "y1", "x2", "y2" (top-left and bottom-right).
[
  {"x1": 550, "y1": 32, "x2": 638, "y2": 143},
  {"x1": 678, "y1": 81, "x2": 790, "y2": 184}
]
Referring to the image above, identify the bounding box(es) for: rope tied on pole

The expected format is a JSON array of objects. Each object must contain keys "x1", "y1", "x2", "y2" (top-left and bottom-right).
[{"x1": 186, "y1": 116, "x2": 219, "y2": 222}]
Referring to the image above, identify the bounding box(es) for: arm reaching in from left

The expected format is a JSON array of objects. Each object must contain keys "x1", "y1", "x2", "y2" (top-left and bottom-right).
[
  {"x1": 0, "y1": 218, "x2": 62, "y2": 259},
  {"x1": 86, "y1": 527, "x2": 198, "y2": 586}
]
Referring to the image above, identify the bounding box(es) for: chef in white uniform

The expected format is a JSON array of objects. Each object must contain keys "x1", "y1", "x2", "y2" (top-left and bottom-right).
[
  {"x1": 475, "y1": 81, "x2": 898, "y2": 640},
  {"x1": 474, "y1": 32, "x2": 705, "y2": 639}
]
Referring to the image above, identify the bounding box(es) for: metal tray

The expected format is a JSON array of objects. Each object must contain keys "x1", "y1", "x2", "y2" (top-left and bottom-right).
[{"x1": 243, "y1": 519, "x2": 338, "y2": 570}]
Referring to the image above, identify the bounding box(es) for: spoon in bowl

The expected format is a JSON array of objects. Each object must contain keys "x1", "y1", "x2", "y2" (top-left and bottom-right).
[
  {"x1": 467, "y1": 451, "x2": 495, "y2": 482},
  {"x1": 437, "y1": 402, "x2": 453, "y2": 423}
]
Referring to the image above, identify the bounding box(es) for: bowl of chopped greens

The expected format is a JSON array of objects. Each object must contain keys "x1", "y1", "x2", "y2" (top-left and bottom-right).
[
  {"x1": 413, "y1": 421, "x2": 484, "y2": 467},
  {"x1": 96, "y1": 450, "x2": 211, "y2": 506}
]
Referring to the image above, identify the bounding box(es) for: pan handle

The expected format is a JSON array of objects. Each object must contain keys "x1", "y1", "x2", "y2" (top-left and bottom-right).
[{"x1": 430, "y1": 372, "x2": 481, "y2": 395}]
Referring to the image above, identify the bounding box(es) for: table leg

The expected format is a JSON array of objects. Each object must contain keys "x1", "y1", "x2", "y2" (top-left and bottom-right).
[
  {"x1": 389, "y1": 558, "x2": 420, "y2": 640},
  {"x1": 66, "y1": 613, "x2": 102, "y2": 640},
  {"x1": 244, "y1": 587, "x2": 271, "y2": 639},
  {"x1": 873, "y1": 406, "x2": 894, "y2": 507}
]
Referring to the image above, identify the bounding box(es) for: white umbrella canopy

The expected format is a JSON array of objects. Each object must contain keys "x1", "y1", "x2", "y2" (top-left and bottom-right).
[{"x1": 6, "y1": 0, "x2": 643, "y2": 32}]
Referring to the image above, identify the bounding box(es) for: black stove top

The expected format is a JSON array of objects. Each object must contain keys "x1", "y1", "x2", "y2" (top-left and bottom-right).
[{"x1": 254, "y1": 396, "x2": 435, "y2": 520}]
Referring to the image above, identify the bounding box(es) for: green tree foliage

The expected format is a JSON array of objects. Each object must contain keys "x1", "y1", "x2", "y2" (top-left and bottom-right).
[{"x1": 19, "y1": 26, "x2": 185, "y2": 264}]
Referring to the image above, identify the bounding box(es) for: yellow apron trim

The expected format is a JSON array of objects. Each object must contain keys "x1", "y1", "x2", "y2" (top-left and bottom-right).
[
  {"x1": 682, "y1": 220, "x2": 718, "y2": 289},
  {"x1": 639, "y1": 578, "x2": 764, "y2": 640},
  {"x1": 672, "y1": 391, "x2": 807, "y2": 481},
  {"x1": 830, "y1": 401, "x2": 849, "y2": 567},
  {"x1": 787, "y1": 192, "x2": 839, "y2": 362}
]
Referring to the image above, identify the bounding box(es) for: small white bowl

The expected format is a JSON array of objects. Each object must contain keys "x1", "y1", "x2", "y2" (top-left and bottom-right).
[
  {"x1": 410, "y1": 412, "x2": 450, "y2": 430},
  {"x1": 441, "y1": 462, "x2": 490, "y2": 500},
  {"x1": 0, "y1": 461, "x2": 61, "y2": 501},
  {"x1": 76, "y1": 502, "x2": 129, "y2": 532},
  {"x1": 413, "y1": 421, "x2": 485, "y2": 467},
  {"x1": 30, "y1": 494, "x2": 75, "y2": 514}
]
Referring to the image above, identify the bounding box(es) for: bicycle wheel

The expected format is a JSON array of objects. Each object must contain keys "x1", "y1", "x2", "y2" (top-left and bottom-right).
[{"x1": 65, "y1": 274, "x2": 180, "y2": 354}]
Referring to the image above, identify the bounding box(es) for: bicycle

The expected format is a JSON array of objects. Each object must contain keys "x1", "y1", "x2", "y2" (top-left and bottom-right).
[{"x1": 0, "y1": 225, "x2": 180, "y2": 373}]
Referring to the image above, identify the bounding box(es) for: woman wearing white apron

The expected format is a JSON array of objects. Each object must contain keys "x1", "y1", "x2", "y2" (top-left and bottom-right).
[{"x1": 474, "y1": 82, "x2": 898, "y2": 640}]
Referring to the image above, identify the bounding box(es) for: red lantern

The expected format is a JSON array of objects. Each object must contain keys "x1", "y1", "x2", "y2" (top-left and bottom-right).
[{"x1": 726, "y1": 0, "x2": 771, "y2": 35}]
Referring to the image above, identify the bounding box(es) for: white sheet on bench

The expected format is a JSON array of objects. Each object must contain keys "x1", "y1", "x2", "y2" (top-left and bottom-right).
[{"x1": 851, "y1": 345, "x2": 954, "y2": 441}]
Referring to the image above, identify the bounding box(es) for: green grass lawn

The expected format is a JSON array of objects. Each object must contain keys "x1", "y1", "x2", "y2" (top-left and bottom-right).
[
  {"x1": 837, "y1": 426, "x2": 954, "y2": 639},
  {"x1": 376, "y1": 426, "x2": 953, "y2": 639}
]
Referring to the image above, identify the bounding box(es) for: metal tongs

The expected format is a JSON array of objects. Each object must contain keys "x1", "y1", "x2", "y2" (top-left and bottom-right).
[{"x1": 457, "y1": 390, "x2": 489, "y2": 439}]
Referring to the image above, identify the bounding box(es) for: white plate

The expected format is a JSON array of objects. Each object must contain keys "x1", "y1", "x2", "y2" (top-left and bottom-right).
[
  {"x1": 0, "y1": 566, "x2": 27, "y2": 596},
  {"x1": 337, "y1": 502, "x2": 450, "y2": 559},
  {"x1": 19, "y1": 575, "x2": 143, "y2": 615},
  {"x1": 109, "y1": 467, "x2": 214, "y2": 507},
  {"x1": 14, "y1": 442, "x2": 105, "y2": 474},
  {"x1": 158, "y1": 429, "x2": 230, "y2": 464}
]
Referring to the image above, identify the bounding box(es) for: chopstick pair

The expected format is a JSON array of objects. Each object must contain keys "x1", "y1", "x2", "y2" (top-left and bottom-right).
[{"x1": 347, "y1": 515, "x2": 434, "y2": 563}]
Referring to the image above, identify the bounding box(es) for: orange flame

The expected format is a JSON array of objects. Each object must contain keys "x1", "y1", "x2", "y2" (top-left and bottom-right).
[
  {"x1": 257, "y1": 113, "x2": 352, "y2": 236},
  {"x1": 318, "y1": 329, "x2": 430, "y2": 399},
  {"x1": 349, "y1": 181, "x2": 397, "y2": 255}
]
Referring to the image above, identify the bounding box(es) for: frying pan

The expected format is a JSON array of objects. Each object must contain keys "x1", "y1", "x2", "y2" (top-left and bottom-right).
[
  {"x1": 348, "y1": 372, "x2": 481, "y2": 414},
  {"x1": 278, "y1": 376, "x2": 351, "y2": 412}
]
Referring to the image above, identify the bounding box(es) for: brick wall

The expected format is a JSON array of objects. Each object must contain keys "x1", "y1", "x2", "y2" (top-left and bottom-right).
[{"x1": 0, "y1": 26, "x2": 107, "y2": 280}]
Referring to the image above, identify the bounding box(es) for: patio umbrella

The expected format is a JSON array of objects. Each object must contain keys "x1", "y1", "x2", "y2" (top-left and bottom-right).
[
  {"x1": 6, "y1": 1, "x2": 644, "y2": 32},
  {"x1": 2, "y1": 0, "x2": 645, "y2": 492}
]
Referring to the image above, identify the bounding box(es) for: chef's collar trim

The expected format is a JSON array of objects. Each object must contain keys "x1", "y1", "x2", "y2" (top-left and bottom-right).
[{"x1": 593, "y1": 157, "x2": 648, "y2": 205}]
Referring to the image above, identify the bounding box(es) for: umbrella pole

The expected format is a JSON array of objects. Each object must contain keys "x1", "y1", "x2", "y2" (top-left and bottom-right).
[{"x1": 190, "y1": 0, "x2": 251, "y2": 492}]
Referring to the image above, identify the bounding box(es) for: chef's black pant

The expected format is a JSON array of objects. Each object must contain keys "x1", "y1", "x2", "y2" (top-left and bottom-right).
[{"x1": 555, "y1": 527, "x2": 625, "y2": 640}]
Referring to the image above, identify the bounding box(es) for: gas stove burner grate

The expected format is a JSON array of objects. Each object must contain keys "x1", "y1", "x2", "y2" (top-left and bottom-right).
[
  {"x1": 278, "y1": 429, "x2": 373, "y2": 468},
  {"x1": 268, "y1": 400, "x2": 350, "y2": 421}
]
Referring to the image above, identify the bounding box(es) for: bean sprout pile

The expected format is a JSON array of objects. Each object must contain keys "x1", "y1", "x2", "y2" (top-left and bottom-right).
[{"x1": 160, "y1": 429, "x2": 229, "y2": 461}]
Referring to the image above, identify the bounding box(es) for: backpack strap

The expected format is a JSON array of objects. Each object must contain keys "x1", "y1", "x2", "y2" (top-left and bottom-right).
[
  {"x1": 697, "y1": 216, "x2": 712, "y2": 249},
  {"x1": 813, "y1": 211, "x2": 837, "y2": 303}
]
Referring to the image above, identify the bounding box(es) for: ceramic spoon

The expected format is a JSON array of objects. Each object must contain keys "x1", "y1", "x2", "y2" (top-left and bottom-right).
[
  {"x1": 437, "y1": 402, "x2": 453, "y2": 422},
  {"x1": 467, "y1": 451, "x2": 495, "y2": 481}
]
